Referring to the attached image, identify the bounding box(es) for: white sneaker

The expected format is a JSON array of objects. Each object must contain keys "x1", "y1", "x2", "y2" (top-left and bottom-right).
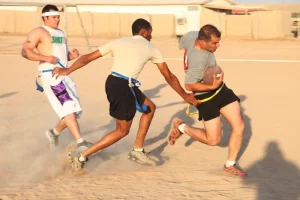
[
  {"x1": 128, "y1": 149, "x2": 156, "y2": 166},
  {"x1": 68, "y1": 150, "x2": 87, "y2": 172},
  {"x1": 45, "y1": 129, "x2": 59, "y2": 148},
  {"x1": 77, "y1": 140, "x2": 93, "y2": 152}
]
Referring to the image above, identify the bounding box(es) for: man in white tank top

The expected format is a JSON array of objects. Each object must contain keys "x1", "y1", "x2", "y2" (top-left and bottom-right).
[
  {"x1": 53, "y1": 18, "x2": 199, "y2": 171},
  {"x1": 21, "y1": 4, "x2": 92, "y2": 151}
]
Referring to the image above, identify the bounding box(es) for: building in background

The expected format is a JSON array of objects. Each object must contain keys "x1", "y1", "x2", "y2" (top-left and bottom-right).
[
  {"x1": 0, "y1": 0, "x2": 297, "y2": 39},
  {"x1": 0, "y1": 0, "x2": 265, "y2": 36}
]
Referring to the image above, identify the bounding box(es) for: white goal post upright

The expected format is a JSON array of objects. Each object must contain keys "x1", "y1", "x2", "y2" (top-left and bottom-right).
[{"x1": 0, "y1": 2, "x2": 91, "y2": 50}]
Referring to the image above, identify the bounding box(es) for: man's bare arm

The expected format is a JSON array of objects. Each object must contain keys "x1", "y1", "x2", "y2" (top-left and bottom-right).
[
  {"x1": 68, "y1": 49, "x2": 79, "y2": 61},
  {"x1": 21, "y1": 41, "x2": 30, "y2": 58},
  {"x1": 185, "y1": 82, "x2": 215, "y2": 92},
  {"x1": 68, "y1": 52, "x2": 72, "y2": 61},
  {"x1": 52, "y1": 50, "x2": 102, "y2": 77},
  {"x1": 67, "y1": 50, "x2": 101, "y2": 74},
  {"x1": 156, "y1": 62, "x2": 199, "y2": 106},
  {"x1": 21, "y1": 28, "x2": 48, "y2": 62},
  {"x1": 185, "y1": 72, "x2": 224, "y2": 92}
]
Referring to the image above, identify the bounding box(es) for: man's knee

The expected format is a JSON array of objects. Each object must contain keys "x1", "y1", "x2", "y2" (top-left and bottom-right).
[
  {"x1": 151, "y1": 102, "x2": 156, "y2": 111},
  {"x1": 207, "y1": 137, "x2": 222, "y2": 146},
  {"x1": 63, "y1": 112, "x2": 76, "y2": 120},
  {"x1": 233, "y1": 118, "x2": 245, "y2": 136},
  {"x1": 206, "y1": 129, "x2": 222, "y2": 146},
  {"x1": 117, "y1": 127, "x2": 130, "y2": 138},
  {"x1": 146, "y1": 100, "x2": 156, "y2": 114},
  {"x1": 116, "y1": 121, "x2": 132, "y2": 138}
]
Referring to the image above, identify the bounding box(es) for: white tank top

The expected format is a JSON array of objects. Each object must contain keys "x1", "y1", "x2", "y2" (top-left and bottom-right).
[{"x1": 38, "y1": 25, "x2": 68, "y2": 71}]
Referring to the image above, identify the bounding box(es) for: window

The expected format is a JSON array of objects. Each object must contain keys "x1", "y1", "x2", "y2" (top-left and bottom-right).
[
  {"x1": 177, "y1": 18, "x2": 187, "y2": 25},
  {"x1": 187, "y1": 6, "x2": 198, "y2": 11}
]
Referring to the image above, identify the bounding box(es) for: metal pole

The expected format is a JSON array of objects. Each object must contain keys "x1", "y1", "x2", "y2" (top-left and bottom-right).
[
  {"x1": 298, "y1": 12, "x2": 300, "y2": 39},
  {"x1": 64, "y1": 5, "x2": 68, "y2": 38},
  {"x1": 282, "y1": 0, "x2": 284, "y2": 38},
  {"x1": 218, "y1": 11, "x2": 221, "y2": 31},
  {"x1": 256, "y1": 12, "x2": 260, "y2": 39},
  {"x1": 75, "y1": 5, "x2": 91, "y2": 50}
]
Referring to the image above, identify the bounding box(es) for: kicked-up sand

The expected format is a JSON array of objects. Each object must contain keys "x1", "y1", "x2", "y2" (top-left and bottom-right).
[{"x1": 0, "y1": 35, "x2": 300, "y2": 200}]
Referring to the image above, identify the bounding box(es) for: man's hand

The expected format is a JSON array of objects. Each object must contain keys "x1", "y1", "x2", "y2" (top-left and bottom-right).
[
  {"x1": 211, "y1": 71, "x2": 224, "y2": 90},
  {"x1": 45, "y1": 56, "x2": 58, "y2": 64},
  {"x1": 52, "y1": 67, "x2": 69, "y2": 79},
  {"x1": 183, "y1": 93, "x2": 199, "y2": 106},
  {"x1": 69, "y1": 49, "x2": 79, "y2": 60}
]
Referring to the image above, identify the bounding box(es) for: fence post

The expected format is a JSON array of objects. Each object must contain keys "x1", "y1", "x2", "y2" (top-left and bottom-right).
[{"x1": 75, "y1": 5, "x2": 91, "y2": 50}]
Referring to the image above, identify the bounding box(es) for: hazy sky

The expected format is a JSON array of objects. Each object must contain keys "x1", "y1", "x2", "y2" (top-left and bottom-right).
[
  {"x1": 235, "y1": 0, "x2": 300, "y2": 3},
  {"x1": 2, "y1": 0, "x2": 300, "y2": 4},
  {"x1": 1, "y1": 0, "x2": 299, "y2": 5}
]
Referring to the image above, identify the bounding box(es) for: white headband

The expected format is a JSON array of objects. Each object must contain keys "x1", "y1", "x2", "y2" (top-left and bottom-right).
[{"x1": 42, "y1": 11, "x2": 60, "y2": 17}]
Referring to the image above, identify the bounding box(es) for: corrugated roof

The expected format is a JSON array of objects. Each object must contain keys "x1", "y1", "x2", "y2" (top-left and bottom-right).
[
  {"x1": 0, "y1": 0, "x2": 234, "y2": 6},
  {"x1": 203, "y1": 4, "x2": 265, "y2": 11}
]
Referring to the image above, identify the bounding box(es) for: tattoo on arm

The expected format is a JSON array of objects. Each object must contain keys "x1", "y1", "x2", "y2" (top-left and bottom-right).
[
  {"x1": 68, "y1": 51, "x2": 71, "y2": 61},
  {"x1": 21, "y1": 40, "x2": 31, "y2": 59},
  {"x1": 21, "y1": 48, "x2": 28, "y2": 59}
]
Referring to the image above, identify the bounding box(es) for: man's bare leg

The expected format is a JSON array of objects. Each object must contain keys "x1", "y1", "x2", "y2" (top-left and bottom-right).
[
  {"x1": 183, "y1": 117, "x2": 222, "y2": 145},
  {"x1": 170, "y1": 102, "x2": 246, "y2": 176},
  {"x1": 68, "y1": 119, "x2": 137, "y2": 171},
  {"x1": 218, "y1": 101, "x2": 246, "y2": 176},
  {"x1": 63, "y1": 113, "x2": 82, "y2": 140},
  {"x1": 54, "y1": 119, "x2": 67, "y2": 134},
  {"x1": 81, "y1": 119, "x2": 133, "y2": 158},
  {"x1": 169, "y1": 117, "x2": 222, "y2": 146},
  {"x1": 46, "y1": 113, "x2": 92, "y2": 148},
  {"x1": 220, "y1": 101, "x2": 245, "y2": 162},
  {"x1": 45, "y1": 118, "x2": 68, "y2": 147},
  {"x1": 133, "y1": 97, "x2": 156, "y2": 149},
  {"x1": 182, "y1": 102, "x2": 244, "y2": 159},
  {"x1": 45, "y1": 119, "x2": 67, "y2": 145},
  {"x1": 64, "y1": 113, "x2": 94, "y2": 150},
  {"x1": 71, "y1": 109, "x2": 156, "y2": 168}
]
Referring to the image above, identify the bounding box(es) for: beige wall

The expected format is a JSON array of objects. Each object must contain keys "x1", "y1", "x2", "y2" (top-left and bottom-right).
[
  {"x1": 200, "y1": 8, "x2": 226, "y2": 37},
  {"x1": 0, "y1": 10, "x2": 170, "y2": 38},
  {"x1": 0, "y1": 9, "x2": 295, "y2": 39},
  {"x1": 0, "y1": 11, "x2": 15, "y2": 34},
  {"x1": 198, "y1": 8, "x2": 296, "y2": 39},
  {"x1": 0, "y1": 10, "x2": 40, "y2": 34},
  {"x1": 151, "y1": 14, "x2": 175, "y2": 37},
  {"x1": 282, "y1": 11, "x2": 294, "y2": 37},
  {"x1": 91, "y1": 13, "x2": 121, "y2": 38},
  {"x1": 64, "y1": 12, "x2": 93, "y2": 37},
  {"x1": 245, "y1": 3, "x2": 300, "y2": 12},
  {"x1": 119, "y1": 13, "x2": 150, "y2": 36},
  {"x1": 251, "y1": 11, "x2": 284, "y2": 39},
  {"x1": 199, "y1": 9, "x2": 290, "y2": 39},
  {"x1": 16, "y1": 11, "x2": 41, "y2": 34},
  {"x1": 226, "y1": 15, "x2": 252, "y2": 38}
]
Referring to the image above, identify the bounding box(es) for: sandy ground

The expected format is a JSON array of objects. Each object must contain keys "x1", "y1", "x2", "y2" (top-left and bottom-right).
[{"x1": 0, "y1": 35, "x2": 300, "y2": 200}]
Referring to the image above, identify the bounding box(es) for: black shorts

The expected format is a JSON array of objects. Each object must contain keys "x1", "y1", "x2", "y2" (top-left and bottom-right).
[
  {"x1": 195, "y1": 83, "x2": 240, "y2": 121},
  {"x1": 105, "y1": 75, "x2": 146, "y2": 121}
]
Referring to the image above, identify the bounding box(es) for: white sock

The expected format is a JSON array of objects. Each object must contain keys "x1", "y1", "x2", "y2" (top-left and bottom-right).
[
  {"x1": 53, "y1": 128, "x2": 59, "y2": 135},
  {"x1": 133, "y1": 148, "x2": 144, "y2": 152},
  {"x1": 79, "y1": 153, "x2": 86, "y2": 162},
  {"x1": 77, "y1": 138, "x2": 84, "y2": 144},
  {"x1": 178, "y1": 123, "x2": 186, "y2": 133},
  {"x1": 225, "y1": 160, "x2": 236, "y2": 167}
]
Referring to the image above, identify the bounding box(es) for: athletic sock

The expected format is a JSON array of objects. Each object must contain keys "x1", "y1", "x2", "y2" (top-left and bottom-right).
[
  {"x1": 77, "y1": 138, "x2": 84, "y2": 144},
  {"x1": 133, "y1": 148, "x2": 144, "y2": 152},
  {"x1": 225, "y1": 160, "x2": 236, "y2": 167},
  {"x1": 53, "y1": 128, "x2": 59, "y2": 135},
  {"x1": 79, "y1": 153, "x2": 87, "y2": 162},
  {"x1": 178, "y1": 123, "x2": 186, "y2": 133}
]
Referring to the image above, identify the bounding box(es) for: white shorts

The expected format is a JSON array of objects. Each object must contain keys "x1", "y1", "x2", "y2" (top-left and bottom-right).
[{"x1": 40, "y1": 72, "x2": 82, "y2": 119}]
